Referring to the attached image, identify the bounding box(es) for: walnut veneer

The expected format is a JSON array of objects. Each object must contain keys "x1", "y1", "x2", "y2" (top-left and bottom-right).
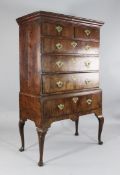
[{"x1": 16, "y1": 11, "x2": 104, "y2": 166}]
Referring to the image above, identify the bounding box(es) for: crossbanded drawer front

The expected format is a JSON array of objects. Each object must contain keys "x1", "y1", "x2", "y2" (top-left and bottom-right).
[
  {"x1": 43, "y1": 91, "x2": 102, "y2": 117},
  {"x1": 42, "y1": 38, "x2": 99, "y2": 54},
  {"x1": 75, "y1": 25, "x2": 100, "y2": 40},
  {"x1": 42, "y1": 55, "x2": 99, "y2": 72},
  {"x1": 42, "y1": 73, "x2": 99, "y2": 94},
  {"x1": 41, "y1": 22, "x2": 74, "y2": 38}
]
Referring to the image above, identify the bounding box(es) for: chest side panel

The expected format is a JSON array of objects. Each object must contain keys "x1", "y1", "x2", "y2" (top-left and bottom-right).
[{"x1": 19, "y1": 20, "x2": 41, "y2": 95}]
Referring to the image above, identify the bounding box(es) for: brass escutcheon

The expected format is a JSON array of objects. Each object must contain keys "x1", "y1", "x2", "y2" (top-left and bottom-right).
[
  {"x1": 85, "y1": 79, "x2": 91, "y2": 85},
  {"x1": 72, "y1": 75, "x2": 77, "y2": 81},
  {"x1": 72, "y1": 58, "x2": 76, "y2": 64},
  {"x1": 56, "y1": 43, "x2": 63, "y2": 50},
  {"x1": 84, "y1": 29, "x2": 91, "y2": 36},
  {"x1": 85, "y1": 45, "x2": 91, "y2": 50},
  {"x1": 56, "y1": 60, "x2": 64, "y2": 68},
  {"x1": 71, "y1": 41, "x2": 77, "y2": 48},
  {"x1": 84, "y1": 60, "x2": 91, "y2": 68},
  {"x1": 56, "y1": 25, "x2": 63, "y2": 33},
  {"x1": 58, "y1": 104, "x2": 64, "y2": 110},
  {"x1": 86, "y1": 99, "x2": 92, "y2": 105},
  {"x1": 72, "y1": 97, "x2": 79, "y2": 103},
  {"x1": 56, "y1": 81, "x2": 63, "y2": 88}
]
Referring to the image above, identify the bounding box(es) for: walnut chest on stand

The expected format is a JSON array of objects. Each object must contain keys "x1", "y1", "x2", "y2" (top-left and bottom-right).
[{"x1": 16, "y1": 11, "x2": 104, "y2": 166}]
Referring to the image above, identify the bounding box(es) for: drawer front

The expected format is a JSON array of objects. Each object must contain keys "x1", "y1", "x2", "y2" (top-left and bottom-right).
[
  {"x1": 41, "y1": 22, "x2": 74, "y2": 38},
  {"x1": 42, "y1": 38, "x2": 99, "y2": 54},
  {"x1": 42, "y1": 55, "x2": 99, "y2": 72},
  {"x1": 42, "y1": 73, "x2": 99, "y2": 94},
  {"x1": 43, "y1": 91, "x2": 102, "y2": 117},
  {"x1": 75, "y1": 25, "x2": 100, "y2": 40}
]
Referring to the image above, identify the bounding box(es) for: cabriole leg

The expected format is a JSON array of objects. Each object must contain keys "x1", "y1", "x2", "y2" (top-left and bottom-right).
[
  {"x1": 37, "y1": 128, "x2": 48, "y2": 166},
  {"x1": 19, "y1": 120, "x2": 25, "y2": 152},
  {"x1": 95, "y1": 115, "x2": 104, "y2": 145},
  {"x1": 75, "y1": 118, "x2": 79, "y2": 136}
]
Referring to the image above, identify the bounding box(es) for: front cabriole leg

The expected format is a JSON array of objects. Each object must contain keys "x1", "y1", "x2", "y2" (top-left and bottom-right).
[
  {"x1": 95, "y1": 114, "x2": 104, "y2": 145},
  {"x1": 37, "y1": 128, "x2": 48, "y2": 166}
]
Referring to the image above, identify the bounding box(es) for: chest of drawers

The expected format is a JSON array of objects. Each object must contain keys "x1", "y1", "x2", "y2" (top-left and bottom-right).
[{"x1": 16, "y1": 11, "x2": 104, "y2": 166}]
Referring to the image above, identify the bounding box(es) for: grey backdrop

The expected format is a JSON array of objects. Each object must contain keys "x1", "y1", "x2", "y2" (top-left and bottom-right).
[
  {"x1": 0, "y1": 0, "x2": 120, "y2": 117},
  {"x1": 0, "y1": 1, "x2": 120, "y2": 174}
]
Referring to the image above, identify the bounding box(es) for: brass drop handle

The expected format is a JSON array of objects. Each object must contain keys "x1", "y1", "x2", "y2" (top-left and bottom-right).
[
  {"x1": 72, "y1": 97, "x2": 79, "y2": 103},
  {"x1": 85, "y1": 79, "x2": 91, "y2": 85},
  {"x1": 56, "y1": 43, "x2": 63, "y2": 50},
  {"x1": 71, "y1": 41, "x2": 77, "y2": 48},
  {"x1": 58, "y1": 104, "x2": 64, "y2": 110},
  {"x1": 56, "y1": 60, "x2": 64, "y2": 68},
  {"x1": 84, "y1": 61, "x2": 91, "y2": 68},
  {"x1": 84, "y1": 29, "x2": 91, "y2": 36},
  {"x1": 86, "y1": 99, "x2": 92, "y2": 105},
  {"x1": 56, "y1": 81, "x2": 63, "y2": 88},
  {"x1": 56, "y1": 25, "x2": 63, "y2": 33},
  {"x1": 85, "y1": 45, "x2": 91, "y2": 50}
]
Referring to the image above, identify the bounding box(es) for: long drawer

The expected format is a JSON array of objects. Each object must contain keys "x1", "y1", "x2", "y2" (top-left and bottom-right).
[
  {"x1": 42, "y1": 73, "x2": 99, "y2": 94},
  {"x1": 43, "y1": 90, "x2": 102, "y2": 117},
  {"x1": 42, "y1": 55, "x2": 99, "y2": 72},
  {"x1": 42, "y1": 38, "x2": 99, "y2": 54}
]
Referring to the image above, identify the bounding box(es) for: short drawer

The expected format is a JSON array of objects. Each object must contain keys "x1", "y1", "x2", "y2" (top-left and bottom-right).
[
  {"x1": 42, "y1": 38, "x2": 99, "y2": 54},
  {"x1": 75, "y1": 25, "x2": 100, "y2": 40},
  {"x1": 42, "y1": 73, "x2": 99, "y2": 94},
  {"x1": 42, "y1": 55, "x2": 99, "y2": 72},
  {"x1": 41, "y1": 22, "x2": 74, "y2": 38},
  {"x1": 43, "y1": 91, "x2": 102, "y2": 117}
]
